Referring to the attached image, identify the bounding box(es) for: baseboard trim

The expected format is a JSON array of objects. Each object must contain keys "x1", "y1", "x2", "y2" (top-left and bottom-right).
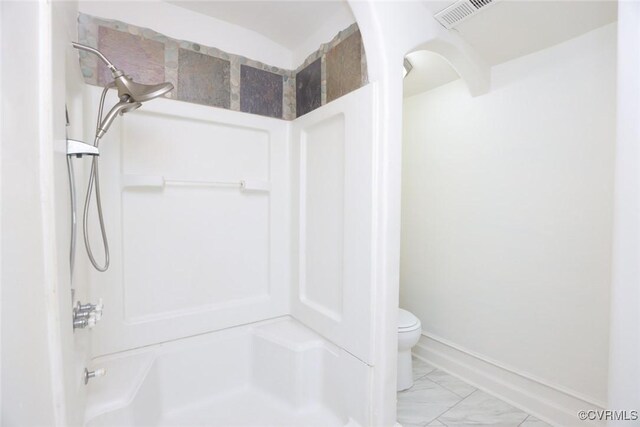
[{"x1": 413, "y1": 334, "x2": 606, "y2": 427}]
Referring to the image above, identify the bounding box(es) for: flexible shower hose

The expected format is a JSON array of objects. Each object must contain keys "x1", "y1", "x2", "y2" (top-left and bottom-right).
[{"x1": 83, "y1": 86, "x2": 111, "y2": 272}]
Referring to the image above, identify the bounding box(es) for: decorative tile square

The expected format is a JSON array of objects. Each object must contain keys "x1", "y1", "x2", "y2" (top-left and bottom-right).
[
  {"x1": 413, "y1": 356, "x2": 436, "y2": 380},
  {"x1": 398, "y1": 377, "x2": 462, "y2": 406},
  {"x1": 240, "y1": 65, "x2": 283, "y2": 118},
  {"x1": 438, "y1": 390, "x2": 529, "y2": 426},
  {"x1": 398, "y1": 422, "x2": 428, "y2": 427},
  {"x1": 398, "y1": 377, "x2": 462, "y2": 426},
  {"x1": 520, "y1": 416, "x2": 552, "y2": 426},
  {"x1": 97, "y1": 26, "x2": 165, "y2": 87},
  {"x1": 426, "y1": 369, "x2": 477, "y2": 398},
  {"x1": 177, "y1": 48, "x2": 230, "y2": 108},
  {"x1": 326, "y1": 31, "x2": 362, "y2": 103},
  {"x1": 296, "y1": 58, "x2": 321, "y2": 117}
]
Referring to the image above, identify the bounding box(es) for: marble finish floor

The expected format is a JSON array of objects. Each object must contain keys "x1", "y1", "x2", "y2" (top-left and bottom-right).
[{"x1": 398, "y1": 357, "x2": 552, "y2": 427}]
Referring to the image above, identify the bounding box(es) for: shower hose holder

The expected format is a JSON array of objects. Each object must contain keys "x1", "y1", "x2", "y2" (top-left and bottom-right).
[{"x1": 67, "y1": 138, "x2": 99, "y2": 158}]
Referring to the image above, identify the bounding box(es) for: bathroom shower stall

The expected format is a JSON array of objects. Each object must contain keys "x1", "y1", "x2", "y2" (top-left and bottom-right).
[
  {"x1": 81, "y1": 83, "x2": 375, "y2": 425},
  {"x1": 42, "y1": 0, "x2": 382, "y2": 425}
]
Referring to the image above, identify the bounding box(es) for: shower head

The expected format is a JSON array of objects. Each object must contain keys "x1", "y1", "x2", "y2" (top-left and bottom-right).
[
  {"x1": 113, "y1": 75, "x2": 174, "y2": 103},
  {"x1": 97, "y1": 98, "x2": 142, "y2": 139},
  {"x1": 71, "y1": 42, "x2": 174, "y2": 140},
  {"x1": 71, "y1": 42, "x2": 174, "y2": 103}
]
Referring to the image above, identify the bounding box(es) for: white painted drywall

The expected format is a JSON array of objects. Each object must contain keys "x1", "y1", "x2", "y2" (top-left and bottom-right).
[
  {"x1": 608, "y1": 2, "x2": 640, "y2": 419},
  {"x1": 403, "y1": 50, "x2": 459, "y2": 98},
  {"x1": 1, "y1": 1, "x2": 70, "y2": 424},
  {"x1": 401, "y1": 23, "x2": 616, "y2": 405},
  {"x1": 78, "y1": 0, "x2": 294, "y2": 69},
  {"x1": 342, "y1": 1, "x2": 491, "y2": 423}
]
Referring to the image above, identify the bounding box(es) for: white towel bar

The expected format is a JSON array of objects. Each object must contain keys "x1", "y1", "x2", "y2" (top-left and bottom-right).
[{"x1": 122, "y1": 175, "x2": 270, "y2": 192}]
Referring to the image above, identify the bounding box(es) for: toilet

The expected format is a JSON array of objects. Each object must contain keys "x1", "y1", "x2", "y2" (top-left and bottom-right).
[{"x1": 397, "y1": 308, "x2": 422, "y2": 391}]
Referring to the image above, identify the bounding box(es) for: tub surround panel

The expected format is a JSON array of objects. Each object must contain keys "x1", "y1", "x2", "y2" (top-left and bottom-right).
[
  {"x1": 290, "y1": 84, "x2": 376, "y2": 364},
  {"x1": 85, "y1": 85, "x2": 290, "y2": 356},
  {"x1": 240, "y1": 65, "x2": 283, "y2": 118},
  {"x1": 296, "y1": 59, "x2": 322, "y2": 117},
  {"x1": 177, "y1": 48, "x2": 230, "y2": 108},
  {"x1": 78, "y1": 13, "x2": 367, "y2": 120}
]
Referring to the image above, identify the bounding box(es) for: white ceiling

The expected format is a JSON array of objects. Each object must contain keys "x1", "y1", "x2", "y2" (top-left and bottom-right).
[
  {"x1": 405, "y1": 0, "x2": 617, "y2": 97},
  {"x1": 166, "y1": 1, "x2": 354, "y2": 52},
  {"x1": 435, "y1": 0, "x2": 618, "y2": 66}
]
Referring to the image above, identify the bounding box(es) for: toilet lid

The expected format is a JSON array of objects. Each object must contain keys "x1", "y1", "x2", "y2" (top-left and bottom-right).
[{"x1": 398, "y1": 309, "x2": 420, "y2": 331}]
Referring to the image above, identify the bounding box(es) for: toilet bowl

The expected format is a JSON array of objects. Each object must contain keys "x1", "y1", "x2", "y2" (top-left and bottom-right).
[{"x1": 397, "y1": 308, "x2": 422, "y2": 391}]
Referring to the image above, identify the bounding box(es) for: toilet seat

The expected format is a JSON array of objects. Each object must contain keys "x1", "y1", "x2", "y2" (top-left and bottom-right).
[{"x1": 398, "y1": 309, "x2": 420, "y2": 332}]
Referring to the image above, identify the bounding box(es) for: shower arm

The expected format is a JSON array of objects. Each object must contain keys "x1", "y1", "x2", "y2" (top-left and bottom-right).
[{"x1": 71, "y1": 42, "x2": 123, "y2": 78}]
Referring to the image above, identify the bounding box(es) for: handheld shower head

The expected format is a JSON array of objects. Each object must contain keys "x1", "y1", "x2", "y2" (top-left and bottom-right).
[
  {"x1": 70, "y1": 42, "x2": 174, "y2": 139},
  {"x1": 97, "y1": 98, "x2": 142, "y2": 139},
  {"x1": 70, "y1": 41, "x2": 175, "y2": 273},
  {"x1": 114, "y1": 75, "x2": 174, "y2": 103},
  {"x1": 71, "y1": 42, "x2": 174, "y2": 104}
]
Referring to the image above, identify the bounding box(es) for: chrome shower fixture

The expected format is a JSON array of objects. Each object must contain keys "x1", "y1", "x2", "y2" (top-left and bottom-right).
[
  {"x1": 68, "y1": 42, "x2": 174, "y2": 272},
  {"x1": 97, "y1": 98, "x2": 142, "y2": 139},
  {"x1": 71, "y1": 42, "x2": 174, "y2": 104}
]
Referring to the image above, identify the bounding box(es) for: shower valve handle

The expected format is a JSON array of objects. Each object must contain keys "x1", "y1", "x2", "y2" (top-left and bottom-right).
[
  {"x1": 72, "y1": 298, "x2": 104, "y2": 330},
  {"x1": 84, "y1": 367, "x2": 106, "y2": 385},
  {"x1": 93, "y1": 299, "x2": 104, "y2": 321}
]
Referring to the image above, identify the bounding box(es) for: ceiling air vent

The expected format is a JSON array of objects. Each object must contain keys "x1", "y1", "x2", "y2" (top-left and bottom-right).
[{"x1": 434, "y1": 0, "x2": 496, "y2": 29}]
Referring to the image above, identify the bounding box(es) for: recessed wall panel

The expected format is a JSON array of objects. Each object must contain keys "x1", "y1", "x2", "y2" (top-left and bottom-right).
[
  {"x1": 291, "y1": 84, "x2": 374, "y2": 364},
  {"x1": 122, "y1": 190, "x2": 269, "y2": 321},
  {"x1": 121, "y1": 113, "x2": 270, "y2": 321},
  {"x1": 300, "y1": 114, "x2": 346, "y2": 320}
]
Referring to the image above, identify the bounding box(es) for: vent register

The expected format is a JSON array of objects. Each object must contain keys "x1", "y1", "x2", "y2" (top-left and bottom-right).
[{"x1": 434, "y1": 0, "x2": 496, "y2": 29}]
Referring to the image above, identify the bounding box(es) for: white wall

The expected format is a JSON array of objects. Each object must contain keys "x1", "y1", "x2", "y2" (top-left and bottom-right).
[
  {"x1": 1, "y1": 2, "x2": 57, "y2": 423},
  {"x1": 608, "y1": 2, "x2": 640, "y2": 419},
  {"x1": 1, "y1": 1, "x2": 90, "y2": 424},
  {"x1": 402, "y1": 22, "x2": 616, "y2": 408}
]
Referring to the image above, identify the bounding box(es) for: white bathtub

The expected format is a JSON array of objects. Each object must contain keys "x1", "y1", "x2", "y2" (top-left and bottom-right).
[{"x1": 85, "y1": 317, "x2": 371, "y2": 426}]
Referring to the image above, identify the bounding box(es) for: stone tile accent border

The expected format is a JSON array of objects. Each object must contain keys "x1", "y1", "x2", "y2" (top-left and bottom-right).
[
  {"x1": 97, "y1": 26, "x2": 165, "y2": 87},
  {"x1": 295, "y1": 22, "x2": 368, "y2": 116},
  {"x1": 178, "y1": 48, "x2": 231, "y2": 109},
  {"x1": 326, "y1": 31, "x2": 363, "y2": 103},
  {"x1": 296, "y1": 58, "x2": 322, "y2": 117},
  {"x1": 78, "y1": 13, "x2": 367, "y2": 120},
  {"x1": 240, "y1": 65, "x2": 284, "y2": 118}
]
